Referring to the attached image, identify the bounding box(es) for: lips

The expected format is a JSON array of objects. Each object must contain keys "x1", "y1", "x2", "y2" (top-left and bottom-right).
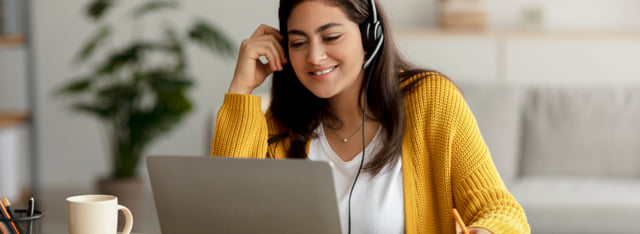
[
  {"x1": 308, "y1": 65, "x2": 338, "y2": 81},
  {"x1": 310, "y1": 66, "x2": 337, "y2": 75}
]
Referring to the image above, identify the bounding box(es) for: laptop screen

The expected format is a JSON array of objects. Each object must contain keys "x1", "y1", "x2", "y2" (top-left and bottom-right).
[{"x1": 146, "y1": 155, "x2": 341, "y2": 234}]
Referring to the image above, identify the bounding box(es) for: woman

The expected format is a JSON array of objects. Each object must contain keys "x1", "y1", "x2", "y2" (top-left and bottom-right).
[{"x1": 212, "y1": 0, "x2": 530, "y2": 233}]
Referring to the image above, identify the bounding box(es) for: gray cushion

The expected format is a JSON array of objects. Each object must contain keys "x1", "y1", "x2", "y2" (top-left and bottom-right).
[
  {"x1": 521, "y1": 86, "x2": 640, "y2": 177},
  {"x1": 511, "y1": 176, "x2": 640, "y2": 234},
  {"x1": 459, "y1": 82, "x2": 523, "y2": 186}
]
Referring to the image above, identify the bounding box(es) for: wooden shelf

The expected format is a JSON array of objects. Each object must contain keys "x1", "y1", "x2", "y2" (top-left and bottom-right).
[
  {"x1": 0, "y1": 112, "x2": 29, "y2": 129},
  {"x1": 395, "y1": 28, "x2": 640, "y2": 40},
  {"x1": 0, "y1": 35, "x2": 26, "y2": 48}
]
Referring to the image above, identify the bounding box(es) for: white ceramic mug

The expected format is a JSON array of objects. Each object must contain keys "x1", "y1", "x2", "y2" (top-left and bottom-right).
[{"x1": 67, "y1": 194, "x2": 133, "y2": 234}]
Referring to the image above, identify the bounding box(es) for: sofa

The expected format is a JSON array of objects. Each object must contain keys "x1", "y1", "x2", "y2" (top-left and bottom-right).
[{"x1": 460, "y1": 82, "x2": 640, "y2": 234}]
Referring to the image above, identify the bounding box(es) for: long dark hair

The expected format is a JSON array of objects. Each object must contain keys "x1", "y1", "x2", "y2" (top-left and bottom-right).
[{"x1": 270, "y1": 0, "x2": 435, "y2": 175}]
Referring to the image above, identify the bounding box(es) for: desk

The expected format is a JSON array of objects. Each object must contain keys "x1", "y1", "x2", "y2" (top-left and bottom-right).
[{"x1": 40, "y1": 187, "x2": 161, "y2": 234}]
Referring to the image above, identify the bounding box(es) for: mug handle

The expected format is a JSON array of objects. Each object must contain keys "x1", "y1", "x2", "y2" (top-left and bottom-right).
[{"x1": 117, "y1": 205, "x2": 134, "y2": 234}]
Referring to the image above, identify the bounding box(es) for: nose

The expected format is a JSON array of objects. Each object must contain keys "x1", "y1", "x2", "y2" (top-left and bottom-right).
[{"x1": 306, "y1": 41, "x2": 327, "y2": 65}]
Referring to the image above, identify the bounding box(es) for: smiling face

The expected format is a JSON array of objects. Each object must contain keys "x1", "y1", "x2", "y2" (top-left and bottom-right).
[{"x1": 286, "y1": 0, "x2": 366, "y2": 100}]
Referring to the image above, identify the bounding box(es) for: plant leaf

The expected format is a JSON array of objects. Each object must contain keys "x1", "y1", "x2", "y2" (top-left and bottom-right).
[
  {"x1": 147, "y1": 69, "x2": 192, "y2": 91},
  {"x1": 75, "y1": 25, "x2": 111, "y2": 64},
  {"x1": 163, "y1": 28, "x2": 187, "y2": 71},
  {"x1": 87, "y1": 0, "x2": 115, "y2": 21},
  {"x1": 97, "y1": 42, "x2": 154, "y2": 74},
  {"x1": 71, "y1": 103, "x2": 114, "y2": 119},
  {"x1": 126, "y1": 91, "x2": 192, "y2": 155},
  {"x1": 133, "y1": 94, "x2": 191, "y2": 138},
  {"x1": 131, "y1": 0, "x2": 178, "y2": 19},
  {"x1": 57, "y1": 78, "x2": 93, "y2": 96},
  {"x1": 156, "y1": 91, "x2": 192, "y2": 114},
  {"x1": 97, "y1": 83, "x2": 139, "y2": 104},
  {"x1": 152, "y1": 78, "x2": 193, "y2": 92},
  {"x1": 188, "y1": 19, "x2": 235, "y2": 58}
]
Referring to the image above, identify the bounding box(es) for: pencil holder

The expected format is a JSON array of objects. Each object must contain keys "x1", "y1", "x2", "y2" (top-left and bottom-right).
[{"x1": 0, "y1": 209, "x2": 44, "y2": 234}]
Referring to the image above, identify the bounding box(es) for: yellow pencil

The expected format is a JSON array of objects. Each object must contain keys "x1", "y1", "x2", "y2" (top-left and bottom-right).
[
  {"x1": 452, "y1": 208, "x2": 469, "y2": 234},
  {"x1": 0, "y1": 197, "x2": 19, "y2": 234},
  {"x1": 0, "y1": 222, "x2": 9, "y2": 234}
]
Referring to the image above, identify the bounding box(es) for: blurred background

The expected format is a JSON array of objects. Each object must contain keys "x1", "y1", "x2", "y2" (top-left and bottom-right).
[{"x1": 2, "y1": 0, "x2": 640, "y2": 233}]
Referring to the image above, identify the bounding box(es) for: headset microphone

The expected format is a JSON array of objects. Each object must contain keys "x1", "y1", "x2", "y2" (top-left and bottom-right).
[
  {"x1": 362, "y1": 34, "x2": 384, "y2": 70},
  {"x1": 348, "y1": 1, "x2": 384, "y2": 234},
  {"x1": 362, "y1": 0, "x2": 384, "y2": 70}
]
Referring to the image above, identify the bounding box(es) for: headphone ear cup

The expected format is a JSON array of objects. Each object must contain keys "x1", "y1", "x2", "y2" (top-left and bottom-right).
[
  {"x1": 361, "y1": 0, "x2": 384, "y2": 69},
  {"x1": 362, "y1": 21, "x2": 383, "y2": 59},
  {"x1": 361, "y1": 22, "x2": 373, "y2": 51},
  {"x1": 363, "y1": 23, "x2": 381, "y2": 53},
  {"x1": 373, "y1": 21, "x2": 383, "y2": 42}
]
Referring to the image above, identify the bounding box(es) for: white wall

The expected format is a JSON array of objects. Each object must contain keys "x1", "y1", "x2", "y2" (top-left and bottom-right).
[
  {"x1": 396, "y1": 31, "x2": 640, "y2": 86},
  {"x1": 505, "y1": 36, "x2": 640, "y2": 85},
  {"x1": 396, "y1": 33, "x2": 498, "y2": 82},
  {"x1": 0, "y1": 0, "x2": 635, "y2": 189}
]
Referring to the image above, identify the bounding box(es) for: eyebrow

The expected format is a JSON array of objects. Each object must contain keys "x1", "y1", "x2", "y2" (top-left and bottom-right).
[{"x1": 287, "y1": 22, "x2": 343, "y2": 36}]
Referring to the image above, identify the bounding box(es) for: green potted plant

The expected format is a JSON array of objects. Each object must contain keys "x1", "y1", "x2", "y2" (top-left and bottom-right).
[{"x1": 57, "y1": 0, "x2": 233, "y2": 225}]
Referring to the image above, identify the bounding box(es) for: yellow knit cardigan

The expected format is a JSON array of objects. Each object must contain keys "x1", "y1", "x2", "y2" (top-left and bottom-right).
[{"x1": 211, "y1": 72, "x2": 530, "y2": 233}]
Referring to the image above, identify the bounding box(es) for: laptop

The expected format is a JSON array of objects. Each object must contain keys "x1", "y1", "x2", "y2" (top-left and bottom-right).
[{"x1": 146, "y1": 155, "x2": 341, "y2": 234}]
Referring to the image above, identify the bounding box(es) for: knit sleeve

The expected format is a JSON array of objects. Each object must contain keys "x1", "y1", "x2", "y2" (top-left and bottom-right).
[
  {"x1": 447, "y1": 82, "x2": 530, "y2": 233},
  {"x1": 210, "y1": 93, "x2": 269, "y2": 158}
]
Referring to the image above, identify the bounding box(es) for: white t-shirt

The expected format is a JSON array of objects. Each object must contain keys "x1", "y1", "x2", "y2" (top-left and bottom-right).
[{"x1": 308, "y1": 123, "x2": 404, "y2": 234}]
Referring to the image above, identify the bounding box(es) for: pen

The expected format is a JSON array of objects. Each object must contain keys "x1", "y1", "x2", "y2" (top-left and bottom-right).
[
  {"x1": 0, "y1": 203, "x2": 9, "y2": 234},
  {"x1": 0, "y1": 220, "x2": 9, "y2": 234},
  {"x1": 27, "y1": 198, "x2": 34, "y2": 217},
  {"x1": 27, "y1": 197, "x2": 34, "y2": 234},
  {"x1": 0, "y1": 197, "x2": 19, "y2": 234},
  {"x1": 452, "y1": 208, "x2": 469, "y2": 234}
]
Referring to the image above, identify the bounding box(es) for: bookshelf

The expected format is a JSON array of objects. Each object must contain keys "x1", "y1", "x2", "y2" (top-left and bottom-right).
[
  {"x1": 0, "y1": 0, "x2": 37, "y2": 203},
  {"x1": 0, "y1": 112, "x2": 28, "y2": 129},
  {"x1": 0, "y1": 34, "x2": 24, "y2": 47},
  {"x1": 396, "y1": 28, "x2": 640, "y2": 39}
]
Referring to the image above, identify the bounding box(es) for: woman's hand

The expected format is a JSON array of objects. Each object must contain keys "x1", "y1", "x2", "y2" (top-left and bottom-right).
[{"x1": 229, "y1": 24, "x2": 288, "y2": 94}]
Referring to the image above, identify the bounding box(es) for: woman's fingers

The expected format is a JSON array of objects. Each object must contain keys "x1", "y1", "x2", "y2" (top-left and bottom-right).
[
  {"x1": 265, "y1": 34, "x2": 286, "y2": 70},
  {"x1": 241, "y1": 36, "x2": 284, "y2": 68},
  {"x1": 265, "y1": 51, "x2": 279, "y2": 71},
  {"x1": 254, "y1": 25, "x2": 287, "y2": 67},
  {"x1": 251, "y1": 24, "x2": 284, "y2": 41},
  {"x1": 254, "y1": 37, "x2": 282, "y2": 71},
  {"x1": 229, "y1": 24, "x2": 287, "y2": 94},
  {"x1": 269, "y1": 34, "x2": 288, "y2": 64},
  {"x1": 254, "y1": 34, "x2": 286, "y2": 71}
]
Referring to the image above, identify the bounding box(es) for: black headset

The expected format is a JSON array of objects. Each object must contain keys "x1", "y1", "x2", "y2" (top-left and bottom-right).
[
  {"x1": 361, "y1": 0, "x2": 384, "y2": 70},
  {"x1": 347, "y1": 1, "x2": 383, "y2": 234}
]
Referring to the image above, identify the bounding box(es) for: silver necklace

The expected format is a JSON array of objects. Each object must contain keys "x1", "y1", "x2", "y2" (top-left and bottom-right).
[{"x1": 330, "y1": 123, "x2": 364, "y2": 143}]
